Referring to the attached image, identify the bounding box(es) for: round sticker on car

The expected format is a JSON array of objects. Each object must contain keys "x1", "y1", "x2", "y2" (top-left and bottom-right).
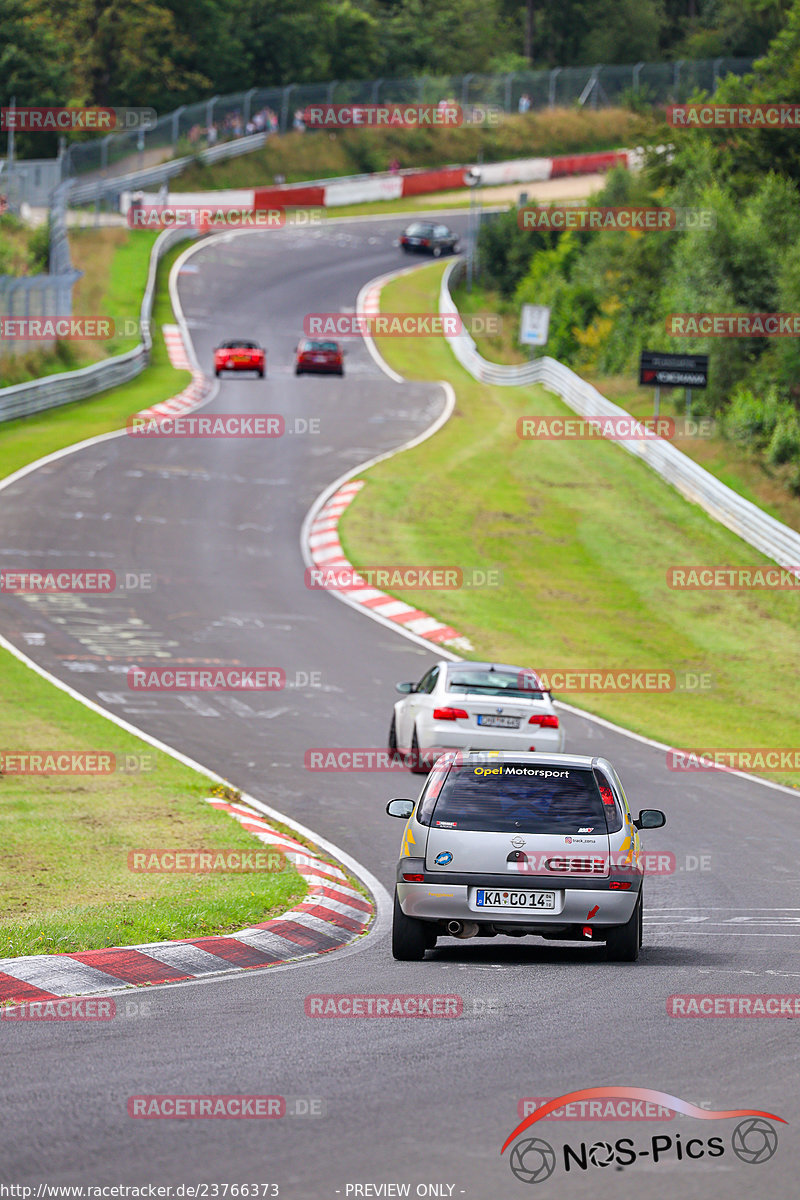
[{"x1": 435, "y1": 851, "x2": 453, "y2": 866}]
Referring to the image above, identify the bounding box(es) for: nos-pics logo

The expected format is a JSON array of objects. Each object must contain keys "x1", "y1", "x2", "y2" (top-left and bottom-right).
[{"x1": 501, "y1": 1087, "x2": 784, "y2": 1184}]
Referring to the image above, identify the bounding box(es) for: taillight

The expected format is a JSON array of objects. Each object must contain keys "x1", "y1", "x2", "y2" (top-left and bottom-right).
[
  {"x1": 402, "y1": 872, "x2": 424, "y2": 882},
  {"x1": 528, "y1": 714, "x2": 559, "y2": 727},
  {"x1": 598, "y1": 784, "x2": 615, "y2": 806},
  {"x1": 433, "y1": 707, "x2": 468, "y2": 720},
  {"x1": 420, "y1": 238, "x2": 430, "y2": 246},
  {"x1": 609, "y1": 880, "x2": 632, "y2": 890}
]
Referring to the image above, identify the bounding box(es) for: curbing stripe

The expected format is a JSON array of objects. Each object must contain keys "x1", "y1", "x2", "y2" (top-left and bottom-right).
[{"x1": 0, "y1": 798, "x2": 372, "y2": 1007}]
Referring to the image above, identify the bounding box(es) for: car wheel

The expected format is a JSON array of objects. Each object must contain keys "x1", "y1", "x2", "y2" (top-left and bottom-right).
[
  {"x1": 638, "y1": 888, "x2": 644, "y2": 948},
  {"x1": 605, "y1": 892, "x2": 641, "y2": 962},
  {"x1": 215, "y1": 368, "x2": 221, "y2": 377},
  {"x1": 432, "y1": 245, "x2": 442, "y2": 258},
  {"x1": 295, "y1": 366, "x2": 302, "y2": 376},
  {"x1": 392, "y1": 889, "x2": 429, "y2": 961},
  {"x1": 409, "y1": 727, "x2": 428, "y2": 775},
  {"x1": 336, "y1": 367, "x2": 344, "y2": 376},
  {"x1": 388, "y1": 714, "x2": 402, "y2": 764},
  {"x1": 258, "y1": 368, "x2": 265, "y2": 378}
]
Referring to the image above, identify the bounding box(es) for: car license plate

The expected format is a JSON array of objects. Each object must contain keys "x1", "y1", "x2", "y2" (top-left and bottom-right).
[
  {"x1": 477, "y1": 714, "x2": 519, "y2": 728},
  {"x1": 475, "y1": 890, "x2": 555, "y2": 909},
  {"x1": 234, "y1": 356, "x2": 250, "y2": 363},
  {"x1": 407, "y1": 238, "x2": 420, "y2": 245},
  {"x1": 313, "y1": 355, "x2": 326, "y2": 362}
]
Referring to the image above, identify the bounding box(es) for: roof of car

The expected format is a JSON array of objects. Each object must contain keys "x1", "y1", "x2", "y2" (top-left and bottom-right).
[
  {"x1": 442, "y1": 660, "x2": 541, "y2": 675},
  {"x1": 438, "y1": 750, "x2": 601, "y2": 768}
]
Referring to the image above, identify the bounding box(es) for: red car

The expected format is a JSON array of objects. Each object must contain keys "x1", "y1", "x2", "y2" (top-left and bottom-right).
[
  {"x1": 295, "y1": 338, "x2": 344, "y2": 376},
  {"x1": 214, "y1": 340, "x2": 266, "y2": 378}
]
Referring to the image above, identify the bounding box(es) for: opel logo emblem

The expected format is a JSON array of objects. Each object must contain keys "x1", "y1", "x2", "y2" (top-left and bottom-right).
[{"x1": 511, "y1": 835, "x2": 526, "y2": 849}]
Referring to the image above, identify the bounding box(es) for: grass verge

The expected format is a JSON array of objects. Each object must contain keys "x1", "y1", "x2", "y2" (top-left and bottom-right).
[
  {"x1": 0, "y1": 238, "x2": 310, "y2": 957},
  {"x1": 338, "y1": 263, "x2": 800, "y2": 787},
  {"x1": 456, "y1": 278, "x2": 800, "y2": 536},
  {"x1": 0, "y1": 229, "x2": 158, "y2": 388},
  {"x1": 176, "y1": 108, "x2": 639, "y2": 191}
]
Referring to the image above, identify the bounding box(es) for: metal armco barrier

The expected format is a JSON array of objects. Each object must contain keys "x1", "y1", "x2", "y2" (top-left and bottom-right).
[
  {"x1": 440, "y1": 259, "x2": 800, "y2": 571},
  {"x1": 0, "y1": 226, "x2": 196, "y2": 424}
]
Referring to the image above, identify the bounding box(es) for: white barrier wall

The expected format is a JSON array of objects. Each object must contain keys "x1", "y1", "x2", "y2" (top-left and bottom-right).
[{"x1": 439, "y1": 260, "x2": 800, "y2": 572}]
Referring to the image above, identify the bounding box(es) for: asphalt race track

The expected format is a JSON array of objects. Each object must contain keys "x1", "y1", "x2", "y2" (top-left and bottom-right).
[{"x1": 1, "y1": 214, "x2": 799, "y2": 1198}]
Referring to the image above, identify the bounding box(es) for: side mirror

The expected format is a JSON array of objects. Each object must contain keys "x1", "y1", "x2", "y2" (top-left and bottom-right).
[
  {"x1": 387, "y1": 799, "x2": 414, "y2": 819},
  {"x1": 634, "y1": 809, "x2": 666, "y2": 830},
  {"x1": 395, "y1": 681, "x2": 416, "y2": 694}
]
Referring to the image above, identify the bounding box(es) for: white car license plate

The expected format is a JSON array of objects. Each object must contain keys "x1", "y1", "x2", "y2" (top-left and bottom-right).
[
  {"x1": 477, "y1": 714, "x2": 519, "y2": 728},
  {"x1": 475, "y1": 889, "x2": 555, "y2": 909}
]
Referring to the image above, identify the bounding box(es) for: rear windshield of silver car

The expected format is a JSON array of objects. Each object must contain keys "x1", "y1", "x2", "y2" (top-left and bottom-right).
[
  {"x1": 445, "y1": 667, "x2": 545, "y2": 700},
  {"x1": 428, "y1": 764, "x2": 612, "y2": 833}
]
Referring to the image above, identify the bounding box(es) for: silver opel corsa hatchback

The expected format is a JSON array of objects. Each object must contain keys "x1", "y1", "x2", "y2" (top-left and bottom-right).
[{"x1": 387, "y1": 751, "x2": 666, "y2": 962}]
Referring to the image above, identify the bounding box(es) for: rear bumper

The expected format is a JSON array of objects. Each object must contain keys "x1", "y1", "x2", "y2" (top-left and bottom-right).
[
  {"x1": 397, "y1": 880, "x2": 638, "y2": 927},
  {"x1": 417, "y1": 725, "x2": 564, "y2": 754}
]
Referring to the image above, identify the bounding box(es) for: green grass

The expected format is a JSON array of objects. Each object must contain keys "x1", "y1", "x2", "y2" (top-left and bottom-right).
[
  {"x1": 0, "y1": 635, "x2": 307, "y2": 958},
  {"x1": 0, "y1": 238, "x2": 310, "y2": 956},
  {"x1": 456, "y1": 279, "x2": 800, "y2": 537},
  {"x1": 176, "y1": 108, "x2": 639, "y2": 191},
  {"x1": 338, "y1": 263, "x2": 800, "y2": 786},
  {"x1": 0, "y1": 230, "x2": 159, "y2": 388},
  {"x1": 0, "y1": 242, "x2": 191, "y2": 480}
]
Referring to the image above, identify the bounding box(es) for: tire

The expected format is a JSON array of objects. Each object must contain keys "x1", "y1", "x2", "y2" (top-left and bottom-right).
[
  {"x1": 295, "y1": 366, "x2": 303, "y2": 376},
  {"x1": 432, "y1": 245, "x2": 442, "y2": 258},
  {"x1": 215, "y1": 368, "x2": 221, "y2": 377},
  {"x1": 409, "y1": 727, "x2": 428, "y2": 775},
  {"x1": 336, "y1": 367, "x2": 344, "y2": 376},
  {"x1": 392, "y1": 889, "x2": 429, "y2": 961},
  {"x1": 638, "y1": 888, "x2": 644, "y2": 948},
  {"x1": 388, "y1": 714, "x2": 402, "y2": 764},
  {"x1": 605, "y1": 892, "x2": 641, "y2": 962},
  {"x1": 258, "y1": 368, "x2": 265, "y2": 378}
]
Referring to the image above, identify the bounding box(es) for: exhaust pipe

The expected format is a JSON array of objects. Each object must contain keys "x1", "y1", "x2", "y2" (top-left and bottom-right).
[{"x1": 447, "y1": 920, "x2": 479, "y2": 939}]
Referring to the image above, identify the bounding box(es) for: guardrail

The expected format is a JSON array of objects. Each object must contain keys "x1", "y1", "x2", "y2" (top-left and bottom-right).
[
  {"x1": 0, "y1": 226, "x2": 196, "y2": 423},
  {"x1": 68, "y1": 132, "x2": 268, "y2": 207},
  {"x1": 440, "y1": 258, "x2": 800, "y2": 570}
]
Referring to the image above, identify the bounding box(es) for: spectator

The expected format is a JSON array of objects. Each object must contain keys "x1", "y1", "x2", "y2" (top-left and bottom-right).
[
  {"x1": 389, "y1": 158, "x2": 400, "y2": 174},
  {"x1": 207, "y1": 123, "x2": 218, "y2": 146},
  {"x1": 293, "y1": 108, "x2": 306, "y2": 132},
  {"x1": 0, "y1": 193, "x2": 8, "y2": 216},
  {"x1": 518, "y1": 93, "x2": 532, "y2": 113}
]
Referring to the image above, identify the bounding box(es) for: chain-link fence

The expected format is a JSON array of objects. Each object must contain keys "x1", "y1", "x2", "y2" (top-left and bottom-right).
[
  {"x1": 0, "y1": 181, "x2": 81, "y2": 360},
  {"x1": 61, "y1": 57, "x2": 754, "y2": 179}
]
